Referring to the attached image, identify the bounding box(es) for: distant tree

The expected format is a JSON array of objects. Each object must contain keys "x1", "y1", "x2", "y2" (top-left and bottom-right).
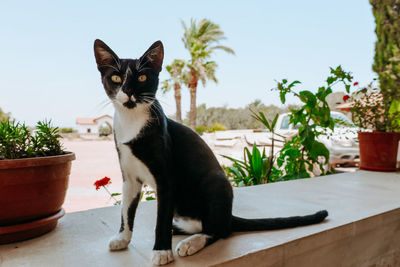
[
  {"x1": 370, "y1": 0, "x2": 400, "y2": 102},
  {"x1": 0, "y1": 108, "x2": 10, "y2": 122},
  {"x1": 161, "y1": 59, "x2": 188, "y2": 123},
  {"x1": 181, "y1": 18, "x2": 235, "y2": 130},
  {"x1": 188, "y1": 100, "x2": 295, "y2": 130}
]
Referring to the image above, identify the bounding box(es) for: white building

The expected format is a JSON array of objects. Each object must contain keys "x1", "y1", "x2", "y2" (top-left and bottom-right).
[{"x1": 76, "y1": 115, "x2": 113, "y2": 134}]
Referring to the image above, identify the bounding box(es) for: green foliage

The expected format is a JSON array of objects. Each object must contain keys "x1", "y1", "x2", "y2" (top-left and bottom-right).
[
  {"x1": 276, "y1": 66, "x2": 352, "y2": 180},
  {"x1": 350, "y1": 81, "x2": 400, "y2": 132},
  {"x1": 181, "y1": 18, "x2": 235, "y2": 129},
  {"x1": 196, "y1": 122, "x2": 227, "y2": 134},
  {"x1": 99, "y1": 125, "x2": 112, "y2": 136},
  {"x1": 139, "y1": 185, "x2": 156, "y2": 201},
  {"x1": 161, "y1": 59, "x2": 189, "y2": 95},
  {"x1": 370, "y1": 0, "x2": 400, "y2": 104},
  {"x1": 60, "y1": 127, "x2": 77, "y2": 134},
  {"x1": 0, "y1": 120, "x2": 64, "y2": 159},
  {"x1": 189, "y1": 101, "x2": 297, "y2": 130},
  {"x1": 223, "y1": 113, "x2": 282, "y2": 186},
  {"x1": 223, "y1": 143, "x2": 281, "y2": 187}
]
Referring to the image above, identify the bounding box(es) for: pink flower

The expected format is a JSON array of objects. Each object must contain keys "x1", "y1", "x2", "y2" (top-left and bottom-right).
[{"x1": 94, "y1": 177, "x2": 111, "y2": 190}]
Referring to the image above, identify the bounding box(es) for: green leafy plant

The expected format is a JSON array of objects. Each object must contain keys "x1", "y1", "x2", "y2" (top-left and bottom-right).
[
  {"x1": 0, "y1": 120, "x2": 64, "y2": 159},
  {"x1": 223, "y1": 113, "x2": 281, "y2": 186},
  {"x1": 140, "y1": 185, "x2": 156, "y2": 201},
  {"x1": 276, "y1": 66, "x2": 352, "y2": 180},
  {"x1": 344, "y1": 81, "x2": 400, "y2": 132},
  {"x1": 223, "y1": 143, "x2": 279, "y2": 187}
]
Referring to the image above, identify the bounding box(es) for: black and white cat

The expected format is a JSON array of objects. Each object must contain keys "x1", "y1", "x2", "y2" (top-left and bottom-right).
[{"x1": 94, "y1": 39, "x2": 328, "y2": 266}]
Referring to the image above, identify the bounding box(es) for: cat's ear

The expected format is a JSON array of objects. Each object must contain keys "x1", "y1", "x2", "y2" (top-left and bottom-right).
[
  {"x1": 94, "y1": 39, "x2": 120, "y2": 70},
  {"x1": 139, "y1": 41, "x2": 164, "y2": 72}
]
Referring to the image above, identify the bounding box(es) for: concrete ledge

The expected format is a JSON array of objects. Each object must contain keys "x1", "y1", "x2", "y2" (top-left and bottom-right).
[{"x1": 1, "y1": 171, "x2": 400, "y2": 266}]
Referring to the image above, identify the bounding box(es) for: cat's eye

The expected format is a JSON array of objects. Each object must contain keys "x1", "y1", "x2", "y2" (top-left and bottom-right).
[
  {"x1": 111, "y1": 75, "x2": 122, "y2": 83},
  {"x1": 138, "y1": 75, "x2": 147, "y2": 82}
]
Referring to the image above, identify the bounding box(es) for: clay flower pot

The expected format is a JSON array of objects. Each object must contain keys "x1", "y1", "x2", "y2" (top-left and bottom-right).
[
  {"x1": 358, "y1": 132, "x2": 400, "y2": 171},
  {"x1": 0, "y1": 152, "x2": 75, "y2": 243}
]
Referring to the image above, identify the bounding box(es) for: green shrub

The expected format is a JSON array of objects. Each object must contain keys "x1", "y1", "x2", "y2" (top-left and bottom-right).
[
  {"x1": 276, "y1": 66, "x2": 351, "y2": 180},
  {"x1": 208, "y1": 122, "x2": 227, "y2": 132},
  {"x1": 60, "y1": 127, "x2": 77, "y2": 134},
  {"x1": 195, "y1": 122, "x2": 227, "y2": 135},
  {"x1": 99, "y1": 125, "x2": 112, "y2": 136},
  {"x1": 195, "y1": 125, "x2": 208, "y2": 135},
  {"x1": 223, "y1": 143, "x2": 281, "y2": 187},
  {"x1": 0, "y1": 120, "x2": 64, "y2": 159},
  {"x1": 223, "y1": 113, "x2": 281, "y2": 186}
]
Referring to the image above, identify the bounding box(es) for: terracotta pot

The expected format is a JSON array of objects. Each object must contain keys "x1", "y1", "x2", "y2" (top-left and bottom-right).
[
  {"x1": 0, "y1": 152, "x2": 75, "y2": 226},
  {"x1": 358, "y1": 132, "x2": 400, "y2": 171}
]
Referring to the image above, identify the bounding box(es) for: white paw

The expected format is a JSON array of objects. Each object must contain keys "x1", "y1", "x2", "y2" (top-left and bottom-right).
[
  {"x1": 175, "y1": 234, "x2": 209, "y2": 257},
  {"x1": 152, "y1": 250, "x2": 174, "y2": 266},
  {"x1": 109, "y1": 235, "x2": 130, "y2": 251}
]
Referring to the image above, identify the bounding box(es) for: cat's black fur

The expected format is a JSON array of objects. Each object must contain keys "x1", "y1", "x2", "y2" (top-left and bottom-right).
[{"x1": 94, "y1": 39, "x2": 328, "y2": 265}]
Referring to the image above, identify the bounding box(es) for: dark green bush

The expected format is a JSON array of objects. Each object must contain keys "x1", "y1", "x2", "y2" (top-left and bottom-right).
[{"x1": 0, "y1": 120, "x2": 64, "y2": 159}]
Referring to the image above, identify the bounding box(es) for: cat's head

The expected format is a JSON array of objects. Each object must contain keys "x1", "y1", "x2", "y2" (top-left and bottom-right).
[{"x1": 94, "y1": 39, "x2": 164, "y2": 109}]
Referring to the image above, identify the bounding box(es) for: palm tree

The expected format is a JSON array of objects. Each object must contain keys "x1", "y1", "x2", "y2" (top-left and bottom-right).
[
  {"x1": 161, "y1": 59, "x2": 188, "y2": 123},
  {"x1": 181, "y1": 18, "x2": 235, "y2": 130}
]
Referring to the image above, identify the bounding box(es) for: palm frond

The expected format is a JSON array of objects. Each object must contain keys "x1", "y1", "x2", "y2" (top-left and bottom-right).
[{"x1": 210, "y1": 45, "x2": 235, "y2": 55}]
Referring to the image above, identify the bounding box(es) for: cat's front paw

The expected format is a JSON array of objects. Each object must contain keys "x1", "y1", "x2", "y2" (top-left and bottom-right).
[
  {"x1": 152, "y1": 250, "x2": 174, "y2": 266},
  {"x1": 175, "y1": 234, "x2": 208, "y2": 257},
  {"x1": 109, "y1": 235, "x2": 130, "y2": 251}
]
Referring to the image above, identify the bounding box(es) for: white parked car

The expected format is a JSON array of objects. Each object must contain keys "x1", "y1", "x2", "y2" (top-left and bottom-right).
[{"x1": 274, "y1": 112, "x2": 359, "y2": 167}]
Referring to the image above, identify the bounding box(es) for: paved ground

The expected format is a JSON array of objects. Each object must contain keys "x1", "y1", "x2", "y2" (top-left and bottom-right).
[
  {"x1": 63, "y1": 140, "x2": 123, "y2": 213},
  {"x1": 62, "y1": 138, "x2": 356, "y2": 213}
]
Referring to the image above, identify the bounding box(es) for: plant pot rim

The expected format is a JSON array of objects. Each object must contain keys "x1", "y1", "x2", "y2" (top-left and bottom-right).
[
  {"x1": 358, "y1": 131, "x2": 400, "y2": 135},
  {"x1": 0, "y1": 152, "x2": 75, "y2": 170}
]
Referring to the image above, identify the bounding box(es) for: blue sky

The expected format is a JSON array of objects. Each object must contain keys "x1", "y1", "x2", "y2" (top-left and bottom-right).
[{"x1": 0, "y1": 0, "x2": 376, "y2": 127}]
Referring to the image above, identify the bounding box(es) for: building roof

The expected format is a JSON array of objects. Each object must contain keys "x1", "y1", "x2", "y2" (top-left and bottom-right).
[
  {"x1": 336, "y1": 102, "x2": 353, "y2": 111},
  {"x1": 76, "y1": 115, "x2": 113, "y2": 125}
]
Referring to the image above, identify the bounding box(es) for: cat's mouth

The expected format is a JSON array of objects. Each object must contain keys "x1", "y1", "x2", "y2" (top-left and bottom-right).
[{"x1": 123, "y1": 100, "x2": 137, "y2": 109}]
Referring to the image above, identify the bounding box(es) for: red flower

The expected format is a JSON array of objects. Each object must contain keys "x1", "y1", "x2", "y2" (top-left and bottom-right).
[
  {"x1": 94, "y1": 177, "x2": 111, "y2": 190},
  {"x1": 353, "y1": 82, "x2": 359, "y2": 86},
  {"x1": 343, "y1": 95, "x2": 350, "y2": 102}
]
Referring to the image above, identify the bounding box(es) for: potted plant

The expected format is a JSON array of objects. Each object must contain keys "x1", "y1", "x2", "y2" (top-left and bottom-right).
[
  {"x1": 0, "y1": 120, "x2": 75, "y2": 244},
  {"x1": 349, "y1": 1, "x2": 400, "y2": 171},
  {"x1": 344, "y1": 82, "x2": 400, "y2": 171}
]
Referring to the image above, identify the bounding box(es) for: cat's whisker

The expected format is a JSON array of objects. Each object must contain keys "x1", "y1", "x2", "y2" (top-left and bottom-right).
[
  {"x1": 156, "y1": 98, "x2": 170, "y2": 107},
  {"x1": 95, "y1": 98, "x2": 112, "y2": 111},
  {"x1": 147, "y1": 103, "x2": 161, "y2": 125}
]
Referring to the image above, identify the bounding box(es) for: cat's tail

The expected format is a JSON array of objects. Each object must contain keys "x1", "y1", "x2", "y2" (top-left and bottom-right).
[{"x1": 231, "y1": 210, "x2": 328, "y2": 232}]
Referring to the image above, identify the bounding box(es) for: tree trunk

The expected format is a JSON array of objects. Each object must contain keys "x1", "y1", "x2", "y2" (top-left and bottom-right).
[
  {"x1": 189, "y1": 69, "x2": 198, "y2": 130},
  {"x1": 174, "y1": 83, "x2": 182, "y2": 123}
]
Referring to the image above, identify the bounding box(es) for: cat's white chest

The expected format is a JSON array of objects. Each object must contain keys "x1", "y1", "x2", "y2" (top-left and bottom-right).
[
  {"x1": 113, "y1": 104, "x2": 149, "y2": 143},
  {"x1": 114, "y1": 106, "x2": 156, "y2": 188}
]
